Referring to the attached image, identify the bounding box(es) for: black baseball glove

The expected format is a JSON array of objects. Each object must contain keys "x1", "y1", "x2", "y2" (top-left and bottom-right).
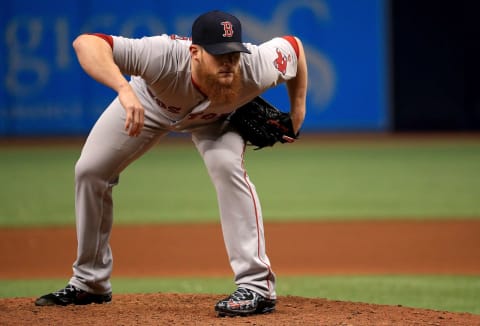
[{"x1": 229, "y1": 97, "x2": 298, "y2": 150}]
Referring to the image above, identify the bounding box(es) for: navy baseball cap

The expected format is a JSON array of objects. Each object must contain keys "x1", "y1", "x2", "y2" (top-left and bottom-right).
[{"x1": 192, "y1": 10, "x2": 251, "y2": 55}]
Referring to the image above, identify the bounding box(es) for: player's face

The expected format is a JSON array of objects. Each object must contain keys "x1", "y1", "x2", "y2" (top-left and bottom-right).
[
  {"x1": 201, "y1": 50, "x2": 241, "y2": 85},
  {"x1": 191, "y1": 46, "x2": 242, "y2": 104}
]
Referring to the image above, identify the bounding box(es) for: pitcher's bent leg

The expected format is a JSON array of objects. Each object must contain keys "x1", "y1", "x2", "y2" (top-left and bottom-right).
[{"x1": 193, "y1": 129, "x2": 276, "y2": 299}]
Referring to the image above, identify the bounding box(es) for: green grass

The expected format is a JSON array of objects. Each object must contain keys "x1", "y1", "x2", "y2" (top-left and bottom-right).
[
  {"x1": 248, "y1": 142, "x2": 480, "y2": 220},
  {"x1": 1, "y1": 275, "x2": 479, "y2": 314},
  {"x1": 0, "y1": 139, "x2": 479, "y2": 226}
]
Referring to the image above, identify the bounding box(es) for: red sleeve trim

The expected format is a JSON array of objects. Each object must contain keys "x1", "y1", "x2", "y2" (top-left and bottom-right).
[
  {"x1": 88, "y1": 33, "x2": 114, "y2": 49},
  {"x1": 282, "y1": 35, "x2": 299, "y2": 58}
]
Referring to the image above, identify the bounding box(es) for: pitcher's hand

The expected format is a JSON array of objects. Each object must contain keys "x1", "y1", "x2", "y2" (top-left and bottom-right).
[{"x1": 118, "y1": 84, "x2": 145, "y2": 137}]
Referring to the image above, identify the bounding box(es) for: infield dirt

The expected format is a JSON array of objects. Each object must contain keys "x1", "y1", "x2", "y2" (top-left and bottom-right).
[{"x1": 1, "y1": 219, "x2": 480, "y2": 325}]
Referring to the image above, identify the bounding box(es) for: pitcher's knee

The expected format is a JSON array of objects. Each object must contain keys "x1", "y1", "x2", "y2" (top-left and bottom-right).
[
  {"x1": 204, "y1": 149, "x2": 242, "y2": 181},
  {"x1": 75, "y1": 158, "x2": 109, "y2": 185}
]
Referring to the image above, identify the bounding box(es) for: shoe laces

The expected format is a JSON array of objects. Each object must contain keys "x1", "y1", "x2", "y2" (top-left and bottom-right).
[
  {"x1": 230, "y1": 288, "x2": 255, "y2": 301},
  {"x1": 53, "y1": 284, "x2": 77, "y2": 297}
]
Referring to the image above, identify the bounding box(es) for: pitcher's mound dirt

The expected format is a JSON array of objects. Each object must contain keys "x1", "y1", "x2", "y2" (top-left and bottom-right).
[{"x1": 1, "y1": 294, "x2": 479, "y2": 325}]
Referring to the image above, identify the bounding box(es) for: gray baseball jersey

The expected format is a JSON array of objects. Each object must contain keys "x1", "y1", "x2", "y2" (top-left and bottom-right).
[{"x1": 69, "y1": 33, "x2": 300, "y2": 300}]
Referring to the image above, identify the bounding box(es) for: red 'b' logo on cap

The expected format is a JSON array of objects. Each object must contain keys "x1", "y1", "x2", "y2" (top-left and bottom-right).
[{"x1": 221, "y1": 21, "x2": 234, "y2": 38}]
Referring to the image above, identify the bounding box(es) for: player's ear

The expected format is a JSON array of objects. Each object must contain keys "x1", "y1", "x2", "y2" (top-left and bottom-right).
[{"x1": 190, "y1": 45, "x2": 200, "y2": 59}]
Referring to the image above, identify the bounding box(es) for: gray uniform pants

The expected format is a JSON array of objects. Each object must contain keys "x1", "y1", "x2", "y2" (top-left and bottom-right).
[{"x1": 69, "y1": 97, "x2": 276, "y2": 299}]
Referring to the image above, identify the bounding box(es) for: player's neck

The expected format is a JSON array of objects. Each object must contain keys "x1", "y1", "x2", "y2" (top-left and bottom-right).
[{"x1": 191, "y1": 75, "x2": 208, "y2": 98}]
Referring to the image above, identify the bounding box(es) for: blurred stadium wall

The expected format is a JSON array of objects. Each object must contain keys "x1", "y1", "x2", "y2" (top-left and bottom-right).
[{"x1": 0, "y1": 0, "x2": 476, "y2": 136}]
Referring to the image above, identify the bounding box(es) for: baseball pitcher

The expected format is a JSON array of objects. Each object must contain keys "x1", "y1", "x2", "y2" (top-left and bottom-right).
[{"x1": 35, "y1": 10, "x2": 308, "y2": 317}]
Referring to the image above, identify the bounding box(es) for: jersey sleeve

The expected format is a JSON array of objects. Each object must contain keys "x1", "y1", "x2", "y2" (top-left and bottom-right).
[
  {"x1": 246, "y1": 36, "x2": 300, "y2": 89},
  {"x1": 109, "y1": 34, "x2": 181, "y2": 84}
]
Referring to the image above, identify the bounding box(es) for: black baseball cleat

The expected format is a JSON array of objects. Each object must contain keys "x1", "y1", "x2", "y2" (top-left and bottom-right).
[
  {"x1": 215, "y1": 287, "x2": 276, "y2": 317},
  {"x1": 35, "y1": 284, "x2": 112, "y2": 306}
]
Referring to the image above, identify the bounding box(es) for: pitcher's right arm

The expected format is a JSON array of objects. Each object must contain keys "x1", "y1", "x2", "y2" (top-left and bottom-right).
[{"x1": 72, "y1": 34, "x2": 144, "y2": 136}]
